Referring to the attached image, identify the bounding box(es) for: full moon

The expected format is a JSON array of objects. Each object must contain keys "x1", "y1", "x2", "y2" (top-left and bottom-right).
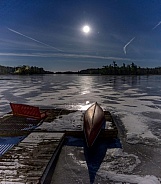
[{"x1": 82, "y1": 25, "x2": 90, "y2": 34}]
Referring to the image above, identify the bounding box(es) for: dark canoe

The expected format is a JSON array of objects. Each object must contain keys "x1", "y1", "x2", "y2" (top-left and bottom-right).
[{"x1": 83, "y1": 102, "x2": 105, "y2": 147}]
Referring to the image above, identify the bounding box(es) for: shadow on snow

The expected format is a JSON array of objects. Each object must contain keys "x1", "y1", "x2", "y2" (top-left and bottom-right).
[{"x1": 64, "y1": 136, "x2": 122, "y2": 184}]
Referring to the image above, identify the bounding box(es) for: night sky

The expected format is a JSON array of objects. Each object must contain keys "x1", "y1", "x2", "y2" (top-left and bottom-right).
[{"x1": 1, "y1": 0, "x2": 161, "y2": 71}]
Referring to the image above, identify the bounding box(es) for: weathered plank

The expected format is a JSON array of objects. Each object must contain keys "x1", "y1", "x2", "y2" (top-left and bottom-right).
[
  {"x1": 0, "y1": 114, "x2": 41, "y2": 136},
  {"x1": 0, "y1": 132, "x2": 65, "y2": 184}
]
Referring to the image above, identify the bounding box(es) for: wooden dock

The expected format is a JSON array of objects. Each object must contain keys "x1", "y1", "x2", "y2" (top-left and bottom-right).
[
  {"x1": 35, "y1": 109, "x2": 118, "y2": 139},
  {"x1": 0, "y1": 132, "x2": 65, "y2": 183},
  {"x1": 0, "y1": 109, "x2": 118, "y2": 183}
]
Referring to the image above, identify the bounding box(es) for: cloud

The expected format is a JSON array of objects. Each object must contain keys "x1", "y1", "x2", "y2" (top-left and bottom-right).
[
  {"x1": 152, "y1": 21, "x2": 161, "y2": 30},
  {"x1": 7, "y1": 27, "x2": 63, "y2": 52},
  {"x1": 123, "y1": 37, "x2": 135, "y2": 55},
  {"x1": 0, "y1": 51, "x2": 135, "y2": 62}
]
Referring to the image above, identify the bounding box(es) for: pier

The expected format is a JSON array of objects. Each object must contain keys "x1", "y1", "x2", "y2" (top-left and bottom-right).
[{"x1": 0, "y1": 109, "x2": 118, "y2": 183}]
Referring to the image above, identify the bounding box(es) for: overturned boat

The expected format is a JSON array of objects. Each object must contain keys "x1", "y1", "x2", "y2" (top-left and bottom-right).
[{"x1": 83, "y1": 102, "x2": 105, "y2": 147}]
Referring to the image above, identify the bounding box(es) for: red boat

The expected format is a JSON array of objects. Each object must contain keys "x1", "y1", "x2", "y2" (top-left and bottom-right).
[{"x1": 83, "y1": 102, "x2": 105, "y2": 147}]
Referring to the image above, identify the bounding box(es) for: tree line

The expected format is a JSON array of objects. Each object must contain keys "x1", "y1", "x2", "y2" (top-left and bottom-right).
[
  {"x1": 78, "y1": 61, "x2": 161, "y2": 75},
  {"x1": 1, "y1": 62, "x2": 161, "y2": 75},
  {"x1": 0, "y1": 65, "x2": 53, "y2": 75}
]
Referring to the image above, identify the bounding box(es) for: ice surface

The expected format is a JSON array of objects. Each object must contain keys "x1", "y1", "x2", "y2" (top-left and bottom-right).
[
  {"x1": 1, "y1": 75, "x2": 161, "y2": 144},
  {"x1": 64, "y1": 141, "x2": 161, "y2": 184},
  {"x1": 1, "y1": 75, "x2": 161, "y2": 183},
  {"x1": 98, "y1": 171, "x2": 160, "y2": 184}
]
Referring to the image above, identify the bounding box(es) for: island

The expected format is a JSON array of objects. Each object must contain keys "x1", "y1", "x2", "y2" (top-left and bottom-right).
[{"x1": 0, "y1": 65, "x2": 53, "y2": 75}]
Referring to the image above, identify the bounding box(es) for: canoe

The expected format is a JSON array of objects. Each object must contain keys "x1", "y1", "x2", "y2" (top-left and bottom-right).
[{"x1": 83, "y1": 102, "x2": 105, "y2": 147}]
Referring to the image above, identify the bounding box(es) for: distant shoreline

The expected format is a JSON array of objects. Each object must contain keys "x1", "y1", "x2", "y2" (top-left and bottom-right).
[{"x1": 1, "y1": 61, "x2": 161, "y2": 75}]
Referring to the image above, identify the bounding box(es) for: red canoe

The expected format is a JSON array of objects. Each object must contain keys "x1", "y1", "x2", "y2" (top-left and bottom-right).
[{"x1": 83, "y1": 102, "x2": 105, "y2": 147}]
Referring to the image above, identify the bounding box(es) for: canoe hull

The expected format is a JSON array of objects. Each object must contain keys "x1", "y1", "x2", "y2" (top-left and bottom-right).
[{"x1": 83, "y1": 102, "x2": 105, "y2": 147}]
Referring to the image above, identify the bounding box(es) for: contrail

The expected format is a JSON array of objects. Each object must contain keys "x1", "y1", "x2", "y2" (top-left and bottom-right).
[
  {"x1": 0, "y1": 52, "x2": 136, "y2": 62},
  {"x1": 7, "y1": 27, "x2": 62, "y2": 52},
  {"x1": 123, "y1": 37, "x2": 135, "y2": 55},
  {"x1": 152, "y1": 21, "x2": 161, "y2": 30}
]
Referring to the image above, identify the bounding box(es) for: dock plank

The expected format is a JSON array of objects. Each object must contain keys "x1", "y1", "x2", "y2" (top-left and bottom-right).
[
  {"x1": 0, "y1": 114, "x2": 41, "y2": 136},
  {"x1": 0, "y1": 132, "x2": 65, "y2": 184}
]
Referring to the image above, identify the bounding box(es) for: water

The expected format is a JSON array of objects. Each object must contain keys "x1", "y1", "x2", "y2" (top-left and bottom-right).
[{"x1": 1, "y1": 74, "x2": 161, "y2": 144}]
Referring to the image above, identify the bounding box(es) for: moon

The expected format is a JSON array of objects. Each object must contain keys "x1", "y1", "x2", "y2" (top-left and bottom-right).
[{"x1": 82, "y1": 25, "x2": 90, "y2": 34}]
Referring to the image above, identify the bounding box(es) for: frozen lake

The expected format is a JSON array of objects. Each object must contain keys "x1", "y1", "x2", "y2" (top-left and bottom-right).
[
  {"x1": 1, "y1": 74, "x2": 161, "y2": 145},
  {"x1": 1, "y1": 74, "x2": 161, "y2": 183}
]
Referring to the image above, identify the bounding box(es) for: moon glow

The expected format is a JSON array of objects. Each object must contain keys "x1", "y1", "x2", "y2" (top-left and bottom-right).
[{"x1": 82, "y1": 25, "x2": 90, "y2": 33}]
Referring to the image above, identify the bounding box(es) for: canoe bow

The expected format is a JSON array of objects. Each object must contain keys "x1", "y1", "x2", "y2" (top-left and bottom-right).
[{"x1": 83, "y1": 102, "x2": 105, "y2": 147}]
